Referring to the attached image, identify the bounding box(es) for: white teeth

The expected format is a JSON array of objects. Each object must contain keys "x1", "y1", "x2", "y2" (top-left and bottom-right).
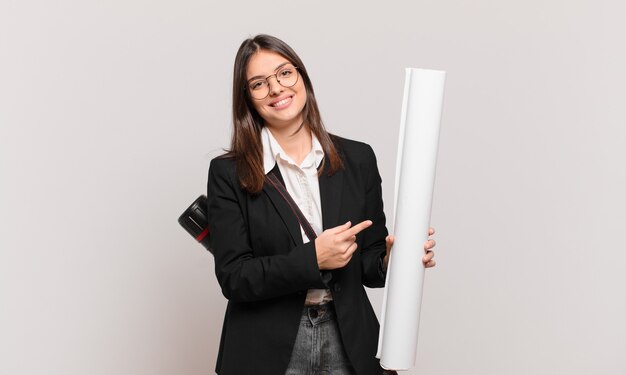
[{"x1": 272, "y1": 97, "x2": 291, "y2": 107}]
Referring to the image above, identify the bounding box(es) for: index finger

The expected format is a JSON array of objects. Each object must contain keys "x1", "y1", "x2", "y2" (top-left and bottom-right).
[{"x1": 339, "y1": 220, "x2": 372, "y2": 239}]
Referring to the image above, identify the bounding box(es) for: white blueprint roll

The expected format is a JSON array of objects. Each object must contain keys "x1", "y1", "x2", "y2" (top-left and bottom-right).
[{"x1": 376, "y1": 68, "x2": 446, "y2": 370}]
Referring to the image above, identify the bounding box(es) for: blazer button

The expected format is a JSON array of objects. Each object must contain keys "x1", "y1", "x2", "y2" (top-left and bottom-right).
[{"x1": 334, "y1": 284, "x2": 341, "y2": 293}]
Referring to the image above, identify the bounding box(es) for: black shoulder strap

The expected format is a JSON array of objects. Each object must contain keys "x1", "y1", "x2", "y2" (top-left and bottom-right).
[{"x1": 266, "y1": 171, "x2": 317, "y2": 242}]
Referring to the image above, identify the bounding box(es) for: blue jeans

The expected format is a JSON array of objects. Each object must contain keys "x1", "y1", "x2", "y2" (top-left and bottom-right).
[{"x1": 285, "y1": 303, "x2": 357, "y2": 375}]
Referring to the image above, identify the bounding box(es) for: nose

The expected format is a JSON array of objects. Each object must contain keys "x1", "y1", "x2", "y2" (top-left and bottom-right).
[{"x1": 267, "y1": 75, "x2": 283, "y2": 96}]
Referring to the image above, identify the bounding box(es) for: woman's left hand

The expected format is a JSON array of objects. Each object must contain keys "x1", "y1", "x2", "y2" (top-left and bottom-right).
[{"x1": 383, "y1": 227, "x2": 437, "y2": 269}]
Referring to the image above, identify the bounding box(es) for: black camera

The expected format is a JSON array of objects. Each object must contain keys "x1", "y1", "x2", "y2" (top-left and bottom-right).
[{"x1": 178, "y1": 195, "x2": 212, "y2": 253}]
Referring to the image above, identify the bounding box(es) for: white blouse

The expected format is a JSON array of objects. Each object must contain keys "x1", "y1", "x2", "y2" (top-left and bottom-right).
[{"x1": 261, "y1": 126, "x2": 332, "y2": 305}]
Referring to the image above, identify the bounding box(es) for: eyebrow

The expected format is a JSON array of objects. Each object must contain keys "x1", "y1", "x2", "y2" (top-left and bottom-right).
[{"x1": 247, "y1": 62, "x2": 292, "y2": 82}]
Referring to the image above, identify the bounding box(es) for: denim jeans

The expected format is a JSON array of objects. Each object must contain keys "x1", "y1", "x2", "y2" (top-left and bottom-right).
[{"x1": 285, "y1": 303, "x2": 357, "y2": 375}]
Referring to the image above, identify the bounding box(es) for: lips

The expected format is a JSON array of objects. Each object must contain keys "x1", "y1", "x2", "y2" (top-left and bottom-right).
[{"x1": 269, "y1": 95, "x2": 293, "y2": 109}]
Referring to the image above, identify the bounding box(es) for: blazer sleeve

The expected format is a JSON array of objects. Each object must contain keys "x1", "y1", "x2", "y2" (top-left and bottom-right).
[
  {"x1": 359, "y1": 145, "x2": 389, "y2": 288},
  {"x1": 207, "y1": 158, "x2": 324, "y2": 303}
]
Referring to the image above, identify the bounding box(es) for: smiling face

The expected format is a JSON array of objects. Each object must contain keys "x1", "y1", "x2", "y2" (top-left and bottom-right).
[{"x1": 246, "y1": 49, "x2": 307, "y2": 132}]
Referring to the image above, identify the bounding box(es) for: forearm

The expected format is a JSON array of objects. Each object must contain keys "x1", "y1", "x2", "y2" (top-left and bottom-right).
[
  {"x1": 214, "y1": 241, "x2": 325, "y2": 302},
  {"x1": 360, "y1": 145, "x2": 389, "y2": 288}
]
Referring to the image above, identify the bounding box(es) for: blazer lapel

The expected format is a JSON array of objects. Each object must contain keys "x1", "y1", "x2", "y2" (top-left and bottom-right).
[
  {"x1": 262, "y1": 159, "x2": 344, "y2": 245},
  {"x1": 318, "y1": 157, "x2": 344, "y2": 230},
  {"x1": 262, "y1": 164, "x2": 303, "y2": 246}
]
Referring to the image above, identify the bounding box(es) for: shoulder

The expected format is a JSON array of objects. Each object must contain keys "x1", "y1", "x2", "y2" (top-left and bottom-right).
[
  {"x1": 209, "y1": 154, "x2": 236, "y2": 170},
  {"x1": 329, "y1": 134, "x2": 382, "y2": 187},
  {"x1": 208, "y1": 154, "x2": 238, "y2": 185},
  {"x1": 330, "y1": 134, "x2": 377, "y2": 165}
]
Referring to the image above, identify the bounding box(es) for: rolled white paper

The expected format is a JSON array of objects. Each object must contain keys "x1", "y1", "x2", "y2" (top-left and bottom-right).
[{"x1": 376, "y1": 68, "x2": 446, "y2": 370}]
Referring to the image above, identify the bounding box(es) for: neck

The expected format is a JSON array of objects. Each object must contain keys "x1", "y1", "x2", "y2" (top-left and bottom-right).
[{"x1": 267, "y1": 123, "x2": 312, "y2": 165}]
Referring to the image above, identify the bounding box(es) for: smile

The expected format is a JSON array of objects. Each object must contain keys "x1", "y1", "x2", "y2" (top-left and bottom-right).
[{"x1": 269, "y1": 95, "x2": 293, "y2": 109}]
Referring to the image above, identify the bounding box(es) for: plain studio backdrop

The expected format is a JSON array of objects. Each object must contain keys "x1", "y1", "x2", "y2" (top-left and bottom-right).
[{"x1": 1, "y1": 0, "x2": 625, "y2": 374}]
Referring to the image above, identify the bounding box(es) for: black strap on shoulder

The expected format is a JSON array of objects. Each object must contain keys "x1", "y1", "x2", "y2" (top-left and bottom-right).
[{"x1": 266, "y1": 171, "x2": 317, "y2": 242}]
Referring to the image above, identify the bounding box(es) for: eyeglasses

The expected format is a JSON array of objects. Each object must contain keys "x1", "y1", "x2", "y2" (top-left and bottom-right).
[{"x1": 246, "y1": 64, "x2": 300, "y2": 100}]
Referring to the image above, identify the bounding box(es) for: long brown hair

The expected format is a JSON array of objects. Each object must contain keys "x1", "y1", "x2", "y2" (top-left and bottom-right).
[{"x1": 226, "y1": 34, "x2": 343, "y2": 194}]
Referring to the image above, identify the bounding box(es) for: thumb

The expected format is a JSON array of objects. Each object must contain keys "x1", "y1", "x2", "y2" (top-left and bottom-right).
[{"x1": 385, "y1": 235, "x2": 394, "y2": 254}]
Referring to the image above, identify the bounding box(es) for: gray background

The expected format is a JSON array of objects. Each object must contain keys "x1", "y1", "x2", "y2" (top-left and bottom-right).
[{"x1": 1, "y1": 0, "x2": 625, "y2": 374}]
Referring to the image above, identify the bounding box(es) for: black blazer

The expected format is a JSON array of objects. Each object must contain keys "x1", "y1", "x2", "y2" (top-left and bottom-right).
[{"x1": 207, "y1": 136, "x2": 388, "y2": 375}]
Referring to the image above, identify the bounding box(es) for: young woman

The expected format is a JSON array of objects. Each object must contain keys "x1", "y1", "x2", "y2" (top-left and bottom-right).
[{"x1": 207, "y1": 34, "x2": 436, "y2": 375}]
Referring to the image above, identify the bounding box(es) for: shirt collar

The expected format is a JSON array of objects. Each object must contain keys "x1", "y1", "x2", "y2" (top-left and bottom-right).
[{"x1": 261, "y1": 126, "x2": 325, "y2": 174}]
